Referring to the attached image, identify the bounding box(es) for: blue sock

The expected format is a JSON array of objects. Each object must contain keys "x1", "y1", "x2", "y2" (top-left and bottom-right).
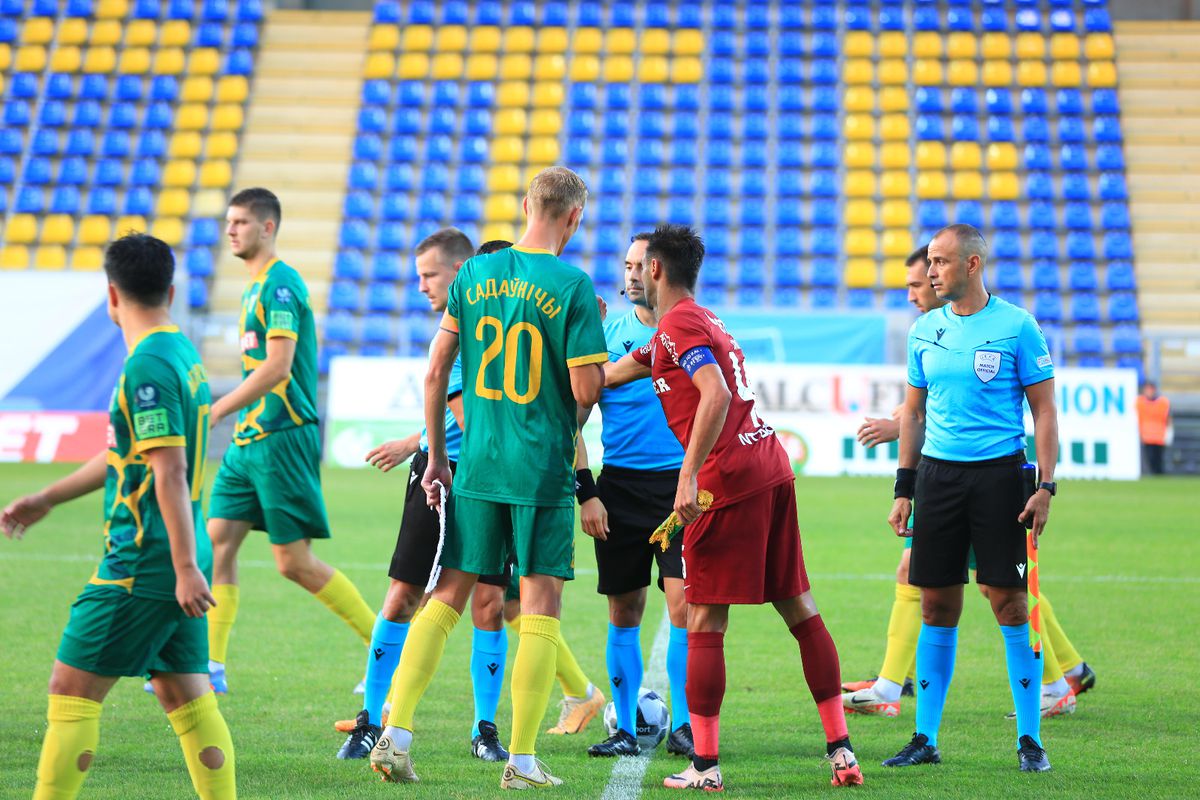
[
  {"x1": 667, "y1": 624, "x2": 689, "y2": 732},
  {"x1": 1001, "y1": 623, "x2": 1042, "y2": 748},
  {"x1": 364, "y1": 613, "x2": 409, "y2": 726},
  {"x1": 470, "y1": 627, "x2": 508, "y2": 738},
  {"x1": 606, "y1": 623, "x2": 643, "y2": 737},
  {"x1": 914, "y1": 624, "x2": 958, "y2": 748}
]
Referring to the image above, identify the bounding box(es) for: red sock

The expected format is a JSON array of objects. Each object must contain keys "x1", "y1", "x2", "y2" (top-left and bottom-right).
[
  {"x1": 686, "y1": 631, "x2": 725, "y2": 760},
  {"x1": 790, "y1": 615, "x2": 849, "y2": 743}
]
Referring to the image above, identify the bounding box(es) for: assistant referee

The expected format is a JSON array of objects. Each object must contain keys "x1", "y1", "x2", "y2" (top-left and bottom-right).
[{"x1": 882, "y1": 224, "x2": 1059, "y2": 774}]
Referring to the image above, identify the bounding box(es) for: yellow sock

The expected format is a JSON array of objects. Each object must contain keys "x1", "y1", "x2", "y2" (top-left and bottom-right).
[
  {"x1": 207, "y1": 584, "x2": 239, "y2": 665},
  {"x1": 1039, "y1": 592, "x2": 1083, "y2": 675},
  {"x1": 554, "y1": 628, "x2": 590, "y2": 698},
  {"x1": 879, "y1": 582, "x2": 922, "y2": 685},
  {"x1": 313, "y1": 569, "x2": 375, "y2": 645},
  {"x1": 167, "y1": 693, "x2": 236, "y2": 800},
  {"x1": 507, "y1": 613, "x2": 522, "y2": 634},
  {"x1": 389, "y1": 599, "x2": 460, "y2": 731},
  {"x1": 34, "y1": 695, "x2": 102, "y2": 800},
  {"x1": 510, "y1": 614, "x2": 560, "y2": 755}
]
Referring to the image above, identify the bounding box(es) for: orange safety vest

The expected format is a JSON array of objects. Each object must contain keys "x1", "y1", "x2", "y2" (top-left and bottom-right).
[{"x1": 1137, "y1": 396, "x2": 1170, "y2": 445}]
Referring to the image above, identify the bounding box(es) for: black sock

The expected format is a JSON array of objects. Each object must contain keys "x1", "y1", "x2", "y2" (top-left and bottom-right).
[
  {"x1": 692, "y1": 755, "x2": 720, "y2": 771},
  {"x1": 826, "y1": 737, "x2": 852, "y2": 756}
]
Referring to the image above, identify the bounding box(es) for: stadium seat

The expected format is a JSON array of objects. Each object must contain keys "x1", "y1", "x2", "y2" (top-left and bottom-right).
[
  {"x1": 1104, "y1": 232, "x2": 1134, "y2": 260},
  {"x1": 993, "y1": 231, "x2": 1021, "y2": 261},
  {"x1": 1099, "y1": 172, "x2": 1128, "y2": 200},
  {"x1": 1101, "y1": 202, "x2": 1131, "y2": 230},
  {"x1": 1071, "y1": 294, "x2": 1101, "y2": 324},
  {"x1": 1067, "y1": 232, "x2": 1096, "y2": 260}
]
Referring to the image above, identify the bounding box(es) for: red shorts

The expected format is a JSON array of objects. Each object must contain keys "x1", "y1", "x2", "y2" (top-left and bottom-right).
[{"x1": 681, "y1": 480, "x2": 809, "y2": 605}]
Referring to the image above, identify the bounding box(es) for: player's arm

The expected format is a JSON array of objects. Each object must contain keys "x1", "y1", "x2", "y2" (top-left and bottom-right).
[
  {"x1": 888, "y1": 385, "x2": 927, "y2": 537},
  {"x1": 1, "y1": 450, "x2": 107, "y2": 539},
  {"x1": 857, "y1": 404, "x2": 902, "y2": 448},
  {"x1": 1019, "y1": 378, "x2": 1058, "y2": 547},
  {"x1": 676, "y1": 355, "x2": 732, "y2": 524},
  {"x1": 144, "y1": 444, "x2": 215, "y2": 617},
  {"x1": 421, "y1": 325, "x2": 459, "y2": 506},
  {"x1": 604, "y1": 352, "x2": 652, "y2": 388},
  {"x1": 574, "y1": 423, "x2": 608, "y2": 541},
  {"x1": 366, "y1": 432, "x2": 420, "y2": 472},
  {"x1": 570, "y1": 363, "x2": 604, "y2": 408},
  {"x1": 210, "y1": 335, "x2": 296, "y2": 425}
]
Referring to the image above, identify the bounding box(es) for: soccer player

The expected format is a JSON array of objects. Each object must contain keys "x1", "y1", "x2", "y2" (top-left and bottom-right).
[
  {"x1": 576, "y1": 233, "x2": 692, "y2": 759},
  {"x1": 606, "y1": 224, "x2": 863, "y2": 791},
  {"x1": 205, "y1": 188, "x2": 375, "y2": 693},
  {"x1": 369, "y1": 167, "x2": 607, "y2": 789},
  {"x1": 2, "y1": 233, "x2": 236, "y2": 799},
  {"x1": 884, "y1": 224, "x2": 1057, "y2": 773}
]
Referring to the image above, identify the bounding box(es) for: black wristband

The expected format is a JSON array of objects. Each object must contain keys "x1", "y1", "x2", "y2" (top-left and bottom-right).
[
  {"x1": 894, "y1": 468, "x2": 917, "y2": 499},
  {"x1": 575, "y1": 469, "x2": 598, "y2": 505}
]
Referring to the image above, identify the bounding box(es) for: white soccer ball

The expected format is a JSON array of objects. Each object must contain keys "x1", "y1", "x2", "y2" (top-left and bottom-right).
[{"x1": 603, "y1": 687, "x2": 670, "y2": 750}]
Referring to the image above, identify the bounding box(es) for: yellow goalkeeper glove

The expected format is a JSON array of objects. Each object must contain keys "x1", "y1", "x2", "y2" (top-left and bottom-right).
[{"x1": 649, "y1": 490, "x2": 714, "y2": 552}]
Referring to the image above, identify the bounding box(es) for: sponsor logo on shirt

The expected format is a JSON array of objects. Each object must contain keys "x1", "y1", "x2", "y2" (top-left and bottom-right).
[
  {"x1": 658, "y1": 332, "x2": 679, "y2": 364},
  {"x1": 1036, "y1": 354, "x2": 1053, "y2": 369},
  {"x1": 134, "y1": 384, "x2": 158, "y2": 409},
  {"x1": 737, "y1": 423, "x2": 777, "y2": 446},
  {"x1": 973, "y1": 350, "x2": 1002, "y2": 383},
  {"x1": 269, "y1": 310, "x2": 294, "y2": 331},
  {"x1": 274, "y1": 287, "x2": 293, "y2": 304},
  {"x1": 240, "y1": 331, "x2": 259, "y2": 352},
  {"x1": 653, "y1": 377, "x2": 671, "y2": 395}
]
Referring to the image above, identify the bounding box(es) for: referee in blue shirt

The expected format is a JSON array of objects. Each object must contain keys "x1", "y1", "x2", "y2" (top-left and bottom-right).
[
  {"x1": 883, "y1": 224, "x2": 1059, "y2": 773},
  {"x1": 576, "y1": 233, "x2": 692, "y2": 759}
]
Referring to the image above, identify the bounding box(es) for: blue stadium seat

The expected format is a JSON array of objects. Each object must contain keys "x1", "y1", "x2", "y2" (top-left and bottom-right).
[
  {"x1": 333, "y1": 250, "x2": 365, "y2": 280},
  {"x1": 339, "y1": 220, "x2": 370, "y2": 250},
  {"x1": 776, "y1": 197, "x2": 803, "y2": 227},
  {"x1": 1064, "y1": 203, "x2": 1092, "y2": 230},
  {"x1": 913, "y1": 6, "x2": 939, "y2": 30},
  {"x1": 377, "y1": 222, "x2": 407, "y2": 250},
  {"x1": 808, "y1": 259, "x2": 838, "y2": 289},
  {"x1": 202, "y1": 0, "x2": 228, "y2": 21},
  {"x1": 992, "y1": 231, "x2": 1021, "y2": 260},
  {"x1": 992, "y1": 202, "x2": 1020, "y2": 230},
  {"x1": 744, "y1": 86, "x2": 771, "y2": 112},
  {"x1": 778, "y1": 58, "x2": 804, "y2": 86},
  {"x1": 149, "y1": 76, "x2": 179, "y2": 102},
  {"x1": 1071, "y1": 294, "x2": 1101, "y2": 324},
  {"x1": 811, "y1": 59, "x2": 838, "y2": 84},
  {"x1": 565, "y1": 109, "x2": 593, "y2": 138},
  {"x1": 1026, "y1": 173, "x2": 1055, "y2": 200},
  {"x1": 187, "y1": 249, "x2": 214, "y2": 278},
  {"x1": 846, "y1": 289, "x2": 876, "y2": 310},
  {"x1": 454, "y1": 195, "x2": 482, "y2": 222},
  {"x1": 1057, "y1": 88, "x2": 1085, "y2": 116},
  {"x1": 639, "y1": 84, "x2": 666, "y2": 110},
  {"x1": 45, "y1": 73, "x2": 73, "y2": 100},
  {"x1": 1067, "y1": 261, "x2": 1097, "y2": 292},
  {"x1": 986, "y1": 89, "x2": 1013, "y2": 116},
  {"x1": 1020, "y1": 89, "x2": 1048, "y2": 116},
  {"x1": 743, "y1": 114, "x2": 770, "y2": 141},
  {"x1": 1063, "y1": 174, "x2": 1091, "y2": 201},
  {"x1": 1095, "y1": 145, "x2": 1124, "y2": 172},
  {"x1": 638, "y1": 111, "x2": 666, "y2": 140},
  {"x1": 1023, "y1": 116, "x2": 1050, "y2": 143},
  {"x1": 379, "y1": 192, "x2": 408, "y2": 221},
  {"x1": 358, "y1": 106, "x2": 385, "y2": 134},
  {"x1": 1050, "y1": 7, "x2": 1076, "y2": 32},
  {"x1": 707, "y1": 140, "x2": 732, "y2": 167},
  {"x1": 601, "y1": 139, "x2": 627, "y2": 166},
  {"x1": 596, "y1": 194, "x2": 623, "y2": 225},
  {"x1": 812, "y1": 5, "x2": 838, "y2": 30},
  {"x1": 187, "y1": 218, "x2": 218, "y2": 248},
  {"x1": 811, "y1": 87, "x2": 839, "y2": 113},
  {"x1": 918, "y1": 200, "x2": 948, "y2": 230},
  {"x1": 811, "y1": 171, "x2": 837, "y2": 197},
  {"x1": 1071, "y1": 326, "x2": 1103, "y2": 357},
  {"x1": 361, "y1": 80, "x2": 389, "y2": 107},
  {"x1": 1094, "y1": 116, "x2": 1123, "y2": 143},
  {"x1": 706, "y1": 229, "x2": 730, "y2": 257},
  {"x1": 50, "y1": 186, "x2": 80, "y2": 214},
  {"x1": 916, "y1": 115, "x2": 944, "y2": 141},
  {"x1": 811, "y1": 229, "x2": 838, "y2": 256},
  {"x1": 778, "y1": 170, "x2": 804, "y2": 197},
  {"x1": 1024, "y1": 144, "x2": 1052, "y2": 171},
  {"x1": 372, "y1": 252, "x2": 404, "y2": 282},
  {"x1": 955, "y1": 201, "x2": 984, "y2": 229},
  {"x1": 595, "y1": 225, "x2": 623, "y2": 256},
  {"x1": 1060, "y1": 144, "x2": 1088, "y2": 172},
  {"x1": 392, "y1": 81, "x2": 420, "y2": 108},
  {"x1": 0, "y1": 156, "x2": 13, "y2": 184},
  {"x1": 196, "y1": 21, "x2": 224, "y2": 47},
  {"x1": 362, "y1": 314, "x2": 394, "y2": 346},
  {"x1": 809, "y1": 288, "x2": 837, "y2": 309},
  {"x1": 1100, "y1": 202, "x2": 1130, "y2": 230},
  {"x1": 607, "y1": 84, "x2": 631, "y2": 109},
  {"x1": 1104, "y1": 262, "x2": 1135, "y2": 293},
  {"x1": 432, "y1": 81, "x2": 458, "y2": 108},
  {"x1": 429, "y1": 108, "x2": 455, "y2": 135},
  {"x1": 1109, "y1": 294, "x2": 1139, "y2": 324},
  {"x1": 1059, "y1": 117, "x2": 1087, "y2": 144},
  {"x1": 1034, "y1": 293, "x2": 1063, "y2": 323},
  {"x1": 1015, "y1": 7, "x2": 1041, "y2": 31},
  {"x1": 811, "y1": 114, "x2": 837, "y2": 140},
  {"x1": 166, "y1": 0, "x2": 193, "y2": 18},
  {"x1": 187, "y1": 280, "x2": 209, "y2": 310},
  {"x1": 915, "y1": 88, "x2": 944, "y2": 113},
  {"x1": 988, "y1": 117, "x2": 1015, "y2": 142},
  {"x1": 353, "y1": 133, "x2": 382, "y2": 161},
  {"x1": 564, "y1": 137, "x2": 592, "y2": 166},
  {"x1": 381, "y1": 164, "x2": 412, "y2": 194},
  {"x1": 709, "y1": 57, "x2": 735, "y2": 83},
  {"x1": 348, "y1": 161, "x2": 378, "y2": 190},
  {"x1": 11, "y1": 73, "x2": 39, "y2": 99},
  {"x1": 1093, "y1": 89, "x2": 1120, "y2": 116},
  {"x1": 947, "y1": 6, "x2": 974, "y2": 30},
  {"x1": 392, "y1": 135, "x2": 424, "y2": 163},
  {"x1": 879, "y1": 5, "x2": 905, "y2": 30},
  {"x1": 950, "y1": 88, "x2": 977, "y2": 115},
  {"x1": 569, "y1": 82, "x2": 596, "y2": 110},
  {"x1": 22, "y1": 157, "x2": 51, "y2": 185},
  {"x1": 741, "y1": 228, "x2": 766, "y2": 256},
  {"x1": 144, "y1": 102, "x2": 173, "y2": 129},
  {"x1": 669, "y1": 168, "x2": 694, "y2": 196},
  {"x1": 1112, "y1": 324, "x2": 1141, "y2": 355},
  {"x1": 1029, "y1": 231, "x2": 1058, "y2": 260},
  {"x1": 12, "y1": 187, "x2": 41, "y2": 213},
  {"x1": 1066, "y1": 231, "x2": 1096, "y2": 260},
  {"x1": 676, "y1": 85, "x2": 701, "y2": 110},
  {"x1": 4, "y1": 100, "x2": 31, "y2": 127},
  {"x1": 325, "y1": 310, "x2": 356, "y2": 343},
  {"x1": 392, "y1": 108, "x2": 421, "y2": 135},
  {"x1": 776, "y1": 227, "x2": 803, "y2": 256},
  {"x1": 87, "y1": 186, "x2": 116, "y2": 214},
  {"x1": 775, "y1": 258, "x2": 802, "y2": 288},
  {"x1": 30, "y1": 129, "x2": 58, "y2": 157},
  {"x1": 124, "y1": 187, "x2": 153, "y2": 215},
  {"x1": 417, "y1": 192, "x2": 445, "y2": 220},
  {"x1": 737, "y1": 287, "x2": 766, "y2": 308},
  {"x1": 812, "y1": 142, "x2": 839, "y2": 168},
  {"x1": 1028, "y1": 201, "x2": 1056, "y2": 230},
  {"x1": 706, "y1": 169, "x2": 732, "y2": 196},
  {"x1": 232, "y1": 21, "x2": 259, "y2": 48},
  {"x1": 812, "y1": 199, "x2": 838, "y2": 227},
  {"x1": 1104, "y1": 231, "x2": 1133, "y2": 260},
  {"x1": 225, "y1": 49, "x2": 254, "y2": 75},
  {"x1": 1099, "y1": 173, "x2": 1128, "y2": 200},
  {"x1": 133, "y1": 0, "x2": 161, "y2": 16},
  {"x1": 597, "y1": 168, "x2": 622, "y2": 196},
  {"x1": 994, "y1": 262, "x2": 1024, "y2": 291},
  {"x1": 709, "y1": 85, "x2": 735, "y2": 111},
  {"x1": 1085, "y1": 8, "x2": 1112, "y2": 32}
]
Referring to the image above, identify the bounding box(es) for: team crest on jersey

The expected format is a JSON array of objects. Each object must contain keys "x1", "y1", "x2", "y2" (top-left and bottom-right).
[
  {"x1": 973, "y1": 350, "x2": 1002, "y2": 383},
  {"x1": 134, "y1": 384, "x2": 158, "y2": 409},
  {"x1": 275, "y1": 287, "x2": 293, "y2": 304}
]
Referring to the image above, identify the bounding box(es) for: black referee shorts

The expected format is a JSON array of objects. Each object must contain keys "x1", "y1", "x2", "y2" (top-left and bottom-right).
[
  {"x1": 388, "y1": 450, "x2": 509, "y2": 588},
  {"x1": 908, "y1": 452, "x2": 1033, "y2": 589},
  {"x1": 593, "y1": 465, "x2": 684, "y2": 596}
]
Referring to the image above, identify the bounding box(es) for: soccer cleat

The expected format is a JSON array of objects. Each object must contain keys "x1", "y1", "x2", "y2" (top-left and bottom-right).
[
  {"x1": 882, "y1": 733, "x2": 941, "y2": 767},
  {"x1": 208, "y1": 661, "x2": 228, "y2": 695},
  {"x1": 336, "y1": 705, "x2": 388, "y2": 733},
  {"x1": 545, "y1": 688, "x2": 606, "y2": 735},
  {"x1": 500, "y1": 759, "x2": 563, "y2": 790},
  {"x1": 663, "y1": 763, "x2": 724, "y2": 792},
  {"x1": 827, "y1": 747, "x2": 864, "y2": 787},
  {"x1": 337, "y1": 710, "x2": 381, "y2": 760},
  {"x1": 841, "y1": 676, "x2": 877, "y2": 693},
  {"x1": 1066, "y1": 662, "x2": 1096, "y2": 697},
  {"x1": 1017, "y1": 735, "x2": 1051, "y2": 772},
  {"x1": 369, "y1": 735, "x2": 419, "y2": 783},
  {"x1": 842, "y1": 686, "x2": 901, "y2": 718},
  {"x1": 353, "y1": 676, "x2": 366, "y2": 695},
  {"x1": 472, "y1": 720, "x2": 509, "y2": 762},
  {"x1": 143, "y1": 680, "x2": 156, "y2": 695},
  {"x1": 587, "y1": 729, "x2": 640, "y2": 758},
  {"x1": 666, "y1": 723, "x2": 695, "y2": 757},
  {"x1": 1004, "y1": 691, "x2": 1076, "y2": 720},
  {"x1": 901, "y1": 677, "x2": 915, "y2": 697}
]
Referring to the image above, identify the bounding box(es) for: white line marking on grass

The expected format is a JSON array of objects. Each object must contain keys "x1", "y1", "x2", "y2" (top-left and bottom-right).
[{"x1": 600, "y1": 608, "x2": 672, "y2": 800}]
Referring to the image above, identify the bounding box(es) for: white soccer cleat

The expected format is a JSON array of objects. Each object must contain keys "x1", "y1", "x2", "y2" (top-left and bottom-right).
[
  {"x1": 663, "y1": 763, "x2": 724, "y2": 792},
  {"x1": 500, "y1": 759, "x2": 563, "y2": 790},
  {"x1": 369, "y1": 736, "x2": 419, "y2": 783},
  {"x1": 842, "y1": 685, "x2": 901, "y2": 717},
  {"x1": 1006, "y1": 691, "x2": 1077, "y2": 720},
  {"x1": 546, "y1": 688, "x2": 605, "y2": 735}
]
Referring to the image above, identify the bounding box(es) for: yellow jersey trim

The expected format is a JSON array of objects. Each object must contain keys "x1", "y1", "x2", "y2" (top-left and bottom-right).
[
  {"x1": 88, "y1": 570, "x2": 135, "y2": 592},
  {"x1": 511, "y1": 245, "x2": 555, "y2": 256},
  {"x1": 130, "y1": 325, "x2": 181, "y2": 354},
  {"x1": 265, "y1": 328, "x2": 299, "y2": 341},
  {"x1": 566, "y1": 353, "x2": 608, "y2": 368},
  {"x1": 132, "y1": 435, "x2": 186, "y2": 453},
  {"x1": 252, "y1": 257, "x2": 281, "y2": 282}
]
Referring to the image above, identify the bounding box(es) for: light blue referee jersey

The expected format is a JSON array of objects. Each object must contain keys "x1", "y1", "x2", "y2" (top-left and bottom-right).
[
  {"x1": 907, "y1": 295, "x2": 1054, "y2": 462},
  {"x1": 599, "y1": 308, "x2": 684, "y2": 471},
  {"x1": 419, "y1": 352, "x2": 464, "y2": 462}
]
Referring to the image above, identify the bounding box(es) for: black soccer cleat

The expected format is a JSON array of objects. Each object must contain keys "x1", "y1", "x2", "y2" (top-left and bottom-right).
[
  {"x1": 901, "y1": 677, "x2": 915, "y2": 697},
  {"x1": 336, "y1": 710, "x2": 381, "y2": 760},
  {"x1": 882, "y1": 733, "x2": 941, "y2": 767},
  {"x1": 587, "y1": 729, "x2": 641, "y2": 758},
  {"x1": 471, "y1": 720, "x2": 509, "y2": 762},
  {"x1": 1067, "y1": 662, "x2": 1096, "y2": 697},
  {"x1": 665, "y1": 722, "x2": 694, "y2": 757},
  {"x1": 1017, "y1": 735, "x2": 1051, "y2": 772}
]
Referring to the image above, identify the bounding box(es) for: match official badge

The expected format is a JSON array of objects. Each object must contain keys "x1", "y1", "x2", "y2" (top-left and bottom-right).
[{"x1": 973, "y1": 350, "x2": 1001, "y2": 383}]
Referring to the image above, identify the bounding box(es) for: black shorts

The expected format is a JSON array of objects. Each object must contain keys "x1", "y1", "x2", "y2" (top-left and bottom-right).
[
  {"x1": 908, "y1": 453, "x2": 1033, "y2": 589},
  {"x1": 388, "y1": 450, "x2": 508, "y2": 588},
  {"x1": 593, "y1": 465, "x2": 684, "y2": 595}
]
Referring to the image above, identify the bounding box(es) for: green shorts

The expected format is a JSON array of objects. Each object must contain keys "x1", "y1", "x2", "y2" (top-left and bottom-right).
[
  {"x1": 444, "y1": 493, "x2": 575, "y2": 580},
  {"x1": 209, "y1": 424, "x2": 330, "y2": 545},
  {"x1": 505, "y1": 569, "x2": 520, "y2": 602},
  {"x1": 57, "y1": 586, "x2": 208, "y2": 677}
]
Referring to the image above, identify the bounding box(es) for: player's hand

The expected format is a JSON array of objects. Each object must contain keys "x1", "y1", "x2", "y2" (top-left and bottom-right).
[
  {"x1": 674, "y1": 473, "x2": 702, "y2": 525},
  {"x1": 857, "y1": 416, "x2": 900, "y2": 448},
  {"x1": 580, "y1": 497, "x2": 609, "y2": 541},
  {"x1": 888, "y1": 497, "x2": 913, "y2": 537},
  {"x1": 1019, "y1": 489, "x2": 1052, "y2": 548},
  {"x1": 366, "y1": 439, "x2": 418, "y2": 472},
  {"x1": 175, "y1": 566, "x2": 216, "y2": 618},
  {"x1": 422, "y1": 459, "x2": 453, "y2": 509},
  {"x1": 1, "y1": 492, "x2": 53, "y2": 540},
  {"x1": 596, "y1": 294, "x2": 608, "y2": 322}
]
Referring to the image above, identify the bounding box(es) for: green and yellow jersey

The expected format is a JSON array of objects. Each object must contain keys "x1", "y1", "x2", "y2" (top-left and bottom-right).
[
  {"x1": 234, "y1": 258, "x2": 319, "y2": 444},
  {"x1": 94, "y1": 326, "x2": 212, "y2": 600},
  {"x1": 444, "y1": 245, "x2": 607, "y2": 507}
]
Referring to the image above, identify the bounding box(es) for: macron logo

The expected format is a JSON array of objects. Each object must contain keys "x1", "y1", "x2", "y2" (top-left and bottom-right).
[{"x1": 1016, "y1": 563, "x2": 1026, "y2": 578}]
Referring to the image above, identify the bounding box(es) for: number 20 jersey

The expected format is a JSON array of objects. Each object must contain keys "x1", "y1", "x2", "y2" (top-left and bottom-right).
[
  {"x1": 632, "y1": 297, "x2": 793, "y2": 510},
  {"x1": 444, "y1": 246, "x2": 608, "y2": 507}
]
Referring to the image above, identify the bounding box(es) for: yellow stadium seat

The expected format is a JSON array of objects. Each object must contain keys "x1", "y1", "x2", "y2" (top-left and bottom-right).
[
  {"x1": 181, "y1": 76, "x2": 214, "y2": 103},
  {"x1": 465, "y1": 53, "x2": 497, "y2": 80},
  {"x1": 490, "y1": 137, "x2": 524, "y2": 164},
  {"x1": 21, "y1": 17, "x2": 54, "y2": 45},
  {"x1": 916, "y1": 142, "x2": 946, "y2": 170},
  {"x1": 36, "y1": 246, "x2": 68, "y2": 270},
  {"x1": 500, "y1": 53, "x2": 531, "y2": 80},
  {"x1": 523, "y1": 166, "x2": 549, "y2": 189},
  {"x1": 435, "y1": 25, "x2": 467, "y2": 52},
  {"x1": 176, "y1": 104, "x2": 208, "y2": 130},
  {"x1": 881, "y1": 200, "x2": 912, "y2": 228},
  {"x1": 0, "y1": 44, "x2": 10, "y2": 72},
  {"x1": 569, "y1": 55, "x2": 599, "y2": 82},
  {"x1": 1085, "y1": 33, "x2": 1115, "y2": 60},
  {"x1": 5, "y1": 214, "x2": 37, "y2": 245},
  {"x1": 844, "y1": 31, "x2": 873, "y2": 58},
  {"x1": 40, "y1": 215, "x2": 74, "y2": 246},
  {"x1": 1050, "y1": 33, "x2": 1080, "y2": 60},
  {"x1": 79, "y1": 216, "x2": 113, "y2": 246},
  {"x1": 1016, "y1": 32, "x2": 1046, "y2": 59},
  {"x1": 843, "y1": 142, "x2": 875, "y2": 169},
  {"x1": 396, "y1": 53, "x2": 429, "y2": 79},
  {"x1": 987, "y1": 172, "x2": 1019, "y2": 201},
  {"x1": 1088, "y1": 61, "x2": 1118, "y2": 88},
  {"x1": 844, "y1": 256, "x2": 878, "y2": 284},
  {"x1": 674, "y1": 29, "x2": 704, "y2": 56},
  {"x1": 916, "y1": 173, "x2": 948, "y2": 199},
  {"x1": 982, "y1": 60, "x2": 1014, "y2": 87},
  {"x1": 481, "y1": 223, "x2": 517, "y2": 244},
  {"x1": 494, "y1": 108, "x2": 527, "y2": 136},
  {"x1": 216, "y1": 75, "x2": 248, "y2": 104},
  {"x1": 401, "y1": 24, "x2": 433, "y2": 51},
  {"x1": 844, "y1": 58, "x2": 872, "y2": 84},
  {"x1": 639, "y1": 56, "x2": 669, "y2": 83},
  {"x1": 947, "y1": 59, "x2": 979, "y2": 86},
  {"x1": 845, "y1": 200, "x2": 876, "y2": 227},
  {"x1": 573, "y1": 27, "x2": 602, "y2": 54},
  {"x1": 59, "y1": 18, "x2": 89, "y2": 46},
  {"x1": 533, "y1": 54, "x2": 565, "y2": 81},
  {"x1": 880, "y1": 142, "x2": 910, "y2": 169},
  {"x1": 642, "y1": 28, "x2": 670, "y2": 55},
  {"x1": 671, "y1": 57, "x2": 702, "y2": 83},
  {"x1": 200, "y1": 161, "x2": 232, "y2": 189},
  {"x1": 843, "y1": 114, "x2": 875, "y2": 141},
  {"x1": 532, "y1": 82, "x2": 563, "y2": 108},
  {"x1": 913, "y1": 59, "x2": 943, "y2": 86},
  {"x1": 487, "y1": 165, "x2": 522, "y2": 193},
  {"x1": 160, "y1": 20, "x2": 190, "y2": 47},
  {"x1": 205, "y1": 132, "x2": 238, "y2": 160},
  {"x1": 844, "y1": 87, "x2": 873, "y2": 112},
  {"x1": 530, "y1": 109, "x2": 561, "y2": 136},
  {"x1": 163, "y1": 160, "x2": 196, "y2": 188},
  {"x1": 880, "y1": 171, "x2": 910, "y2": 198},
  {"x1": 368, "y1": 24, "x2": 399, "y2": 51},
  {"x1": 496, "y1": 81, "x2": 528, "y2": 107},
  {"x1": 879, "y1": 87, "x2": 908, "y2": 113},
  {"x1": 91, "y1": 19, "x2": 122, "y2": 46},
  {"x1": 607, "y1": 28, "x2": 636, "y2": 55},
  {"x1": 947, "y1": 32, "x2": 977, "y2": 59},
  {"x1": 193, "y1": 190, "x2": 225, "y2": 218},
  {"x1": 845, "y1": 171, "x2": 877, "y2": 198},
  {"x1": 469, "y1": 26, "x2": 501, "y2": 52},
  {"x1": 878, "y1": 31, "x2": 906, "y2": 58},
  {"x1": 212, "y1": 104, "x2": 244, "y2": 131},
  {"x1": 50, "y1": 46, "x2": 81, "y2": 73},
  {"x1": 484, "y1": 195, "x2": 521, "y2": 223},
  {"x1": 97, "y1": 0, "x2": 127, "y2": 17},
  {"x1": 15, "y1": 45, "x2": 46, "y2": 72},
  {"x1": 604, "y1": 56, "x2": 634, "y2": 83},
  {"x1": 0, "y1": 245, "x2": 29, "y2": 270},
  {"x1": 878, "y1": 59, "x2": 907, "y2": 85},
  {"x1": 1017, "y1": 60, "x2": 1048, "y2": 87},
  {"x1": 987, "y1": 142, "x2": 1018, "y2": 171},
  {"x1": 151, "y1": 218, "x2": 184, "y2": 247},
  {"x1": 117, "y1": 47, "x2": 150, "y2": 74},
  {"x1": 72, "y1": 246, "x2": 103, "y2": 271},
  {"x1": 125, "y1": 19, "x2": 156, "y2": 47},
  {"x1": 882, "y1": 229, "x2": 914, "y2": 258},
  {"x1": 116, "y1": 215, "x2": 147, "y2": 234},
  {"x1": 529, "y1": 137, "x2": 559, "y2": 164},
  {"x1": 981, "y1": 32, "x2": 1012, "y2": 59},
  {"x1": 950, "y1": 142, "x2": 982, "y2": 170},
  {"x1": 153, "y1": 48, "x2": 185, "y2": 75},
  {"x1": 363, "y1": 52, "x2": 395, "y2": 79},
  {"x1": 503, "y1": 26, "x2": 535, "y2": 53},
  {"x1": 430, "y1": 53, "x2": 461, "y2": 79},
  {"x1": 536, "y1": 27, "x2": 568, "y2": 53},
  {"x1": 880, "y1": 114, "x2": 910, "y2": 141},
  {"x1": 156, "y1": 188, "x2": 191, "y2": 215},
  {"x1": 952, "y1": 172, "x2": 984, "y2": 200},
  {"x1": 190, "y1": 48, "x2": 220, "y2": 76},
  {"x1": 913, "y1": 32, "x2": 942, "y2": 58},
  {"x1": 1052, "y1": 61, "x2": 1082, "y2": 87}
]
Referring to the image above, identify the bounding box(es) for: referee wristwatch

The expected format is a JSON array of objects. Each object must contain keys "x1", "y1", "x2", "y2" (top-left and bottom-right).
[{"x1": 1037, "y1": 481, "x2": 1057, "y2": 496}]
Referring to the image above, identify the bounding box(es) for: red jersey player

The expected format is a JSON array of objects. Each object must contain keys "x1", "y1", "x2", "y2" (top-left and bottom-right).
[{"x1": 606, "y1": 224, "x2": 863, "y2": 791}]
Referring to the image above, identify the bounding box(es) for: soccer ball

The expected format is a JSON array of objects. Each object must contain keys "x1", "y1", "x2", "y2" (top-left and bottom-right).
[{"x1": 603, "y1": 687, "x2": 670, "y2": 750}]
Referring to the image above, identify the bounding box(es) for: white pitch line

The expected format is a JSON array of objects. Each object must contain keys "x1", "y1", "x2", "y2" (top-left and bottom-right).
[{"x1": 600, "y1": 608, "x2": 672, "y2": 800}]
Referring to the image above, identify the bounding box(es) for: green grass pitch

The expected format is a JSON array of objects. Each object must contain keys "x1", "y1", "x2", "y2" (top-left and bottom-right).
[{"x1": 2, "y1": 463, "x2": 1198, "y2": 799}]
